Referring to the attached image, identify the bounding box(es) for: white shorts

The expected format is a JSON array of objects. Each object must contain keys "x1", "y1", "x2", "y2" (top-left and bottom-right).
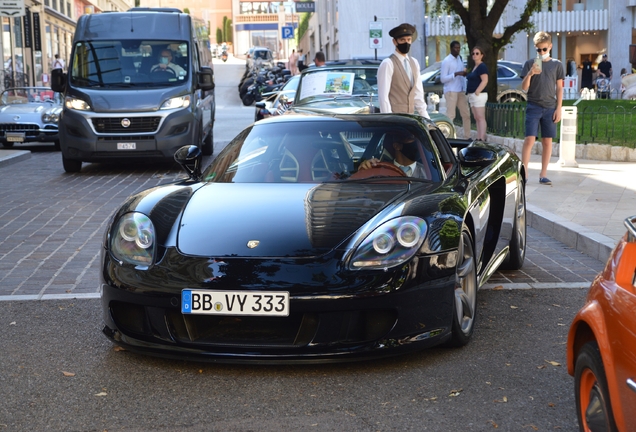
[{"x1": 468, "y1": 92, "x2": 488, "y2": 108}]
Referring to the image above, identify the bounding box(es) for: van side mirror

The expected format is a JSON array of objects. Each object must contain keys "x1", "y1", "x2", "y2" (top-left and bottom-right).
[
  {"x1": 51, "y1": 69, "x2": 66, "y2": 93},
  {"x1": 197, "y1": 67, "x2": 215, "y2": 91}
]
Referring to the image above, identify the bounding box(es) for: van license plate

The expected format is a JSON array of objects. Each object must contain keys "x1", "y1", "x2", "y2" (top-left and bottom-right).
[
  {"x1": 117, "y1": 142, "x2": 136, "y2": 150},
  {"x1": 181, "y1": 289, "x2": 290, "y2": 316}
]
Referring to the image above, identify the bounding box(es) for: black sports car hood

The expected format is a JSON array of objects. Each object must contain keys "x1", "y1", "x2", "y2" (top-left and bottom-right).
[{"x1": 177, "y1": 182, "x2": 409, "y2": 258}]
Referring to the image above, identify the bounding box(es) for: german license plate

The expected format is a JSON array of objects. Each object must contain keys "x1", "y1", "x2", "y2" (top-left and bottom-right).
[
  {"x1": 181, "y1": 289, "x2": 290, "y2": 316},
  {"x1": 117, "y1": 142, "x2": 136, "y2": 150},
  {"x1": 6, "y1": 133, "x2": 24, "y2": 142}
]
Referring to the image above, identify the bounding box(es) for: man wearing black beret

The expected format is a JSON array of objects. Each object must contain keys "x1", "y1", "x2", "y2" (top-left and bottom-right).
[{"x1": 377, "y1": 23, "x2": 429, "y2": 118}]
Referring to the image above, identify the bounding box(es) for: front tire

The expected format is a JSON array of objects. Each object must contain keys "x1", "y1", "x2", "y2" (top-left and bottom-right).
[
  {"x1": 2, "y1": 142, "x2": 14, "y2": 148},
  {"x1": 501, "y1": 182, "x2": 526, "y2": 270},
  {"x1": 202, "y1": 128, "x2": 213, "y2": 156},
  {"x1": 447, "y1": 227, "x2": 478, "y2": 347},
  {"x1": 62, "y1": 155, "x2": 82, "y2": 173},
  {"x1": 574, "y1": 342, "x2": 618, "y2": 432}
]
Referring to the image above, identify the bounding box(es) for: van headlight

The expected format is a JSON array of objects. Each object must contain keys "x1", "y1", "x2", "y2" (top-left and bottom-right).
[
  {"x1": 160, "y1": 95, "x2": 191, "y2": 110},
  {"x1": 110, "y1": 212, "x2": 156, "y2": 267},
  {"x1": 65, "y1": 97, "x2": 91, "y2": 111}
]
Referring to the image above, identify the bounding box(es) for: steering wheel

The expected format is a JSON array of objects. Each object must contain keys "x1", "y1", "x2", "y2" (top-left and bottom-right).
[
  {"x1": 349, "y1": 161, "x2": 407, "y2": 179},
  {"x1": 151, "y1": 66, "x2": 176, "y2": 77}
]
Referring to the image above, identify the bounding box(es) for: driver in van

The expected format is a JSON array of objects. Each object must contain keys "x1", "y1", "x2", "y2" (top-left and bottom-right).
[{"x1": 151, "y1": 49, "x2": 185, "y2": 77}]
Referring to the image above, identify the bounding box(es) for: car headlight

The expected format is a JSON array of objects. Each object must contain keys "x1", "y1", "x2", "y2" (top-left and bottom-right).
[
  {"x1": 436, "y1": 121, "x2": 455, "y2": 138},
  {"x1": 65, "y1": 97, "x2": 91, "y2": 111},
  {"x1": 349, "y1": 217, "x2": 428, "y2": 270},
  {"x1": 160, "y1": 95, "x2": 191, "y2": 110},
  {"x1": 110, "y1": 212, "x2": 156, "y2": 267},
  {"x1": 42, "y1": 112, "x2": 60, "y2": 123}
]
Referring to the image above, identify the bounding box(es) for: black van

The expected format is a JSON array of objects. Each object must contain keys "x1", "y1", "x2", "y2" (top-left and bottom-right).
[{"x1": 52, "y1": 8, "x2": 215, "y2": 172}]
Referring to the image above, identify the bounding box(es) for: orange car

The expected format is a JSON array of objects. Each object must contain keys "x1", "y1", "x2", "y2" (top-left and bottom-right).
[{"x1": 567, "y1": 215, "x2": 636, "y2": 431}]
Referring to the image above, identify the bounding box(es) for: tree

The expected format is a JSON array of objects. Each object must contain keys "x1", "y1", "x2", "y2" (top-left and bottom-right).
[
  {"x1": 216, "y1": 28, "x2": 223, "y2": 44},
  {"x1": 431, "y1": 0, "x2": 547, "y2": 102},
  {"x1": 183, "y1": 7, "x2": 190, "y2": 14},
  {"x1": 225, "y1": 19, "x2": 233, "y2": 44}
]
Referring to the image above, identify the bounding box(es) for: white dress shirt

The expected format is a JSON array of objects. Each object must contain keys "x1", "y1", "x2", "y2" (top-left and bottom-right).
[
  {"x1": 378, "y1": 51, "x2": 429, "y2": 118},
  {"x1": 440, "y1": 53, "x2": 466, "y2": 93}
]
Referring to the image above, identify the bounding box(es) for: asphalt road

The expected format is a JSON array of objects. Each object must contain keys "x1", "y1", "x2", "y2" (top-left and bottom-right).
[{"x1": 0, "y1": 58, "x2": 604, "y2": 431}]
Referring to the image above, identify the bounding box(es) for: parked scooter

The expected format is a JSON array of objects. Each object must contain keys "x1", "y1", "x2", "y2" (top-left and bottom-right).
[{"x1": 221, "y1": 51, "x2": 228, "y2": 62}]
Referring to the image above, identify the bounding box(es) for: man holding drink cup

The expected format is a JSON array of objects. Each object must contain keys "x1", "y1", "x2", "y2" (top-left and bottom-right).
[{"x1": 520, "y1": 31, "x2": 565, "y2": 186}]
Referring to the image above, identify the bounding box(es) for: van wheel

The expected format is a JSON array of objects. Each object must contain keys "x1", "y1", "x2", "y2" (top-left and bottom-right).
[
  {"x1": 202, "y1": 128, "x2": 213, "y2": 156},
  {"x1": 54, "y1": 140, "x2": 61, "y2": 151},
  {"x1": 62, "y1": 155, "x2": 82, "y2": 173},
  {"x1": 2, "y1": 142, "x2": 14, "y2": 148}
]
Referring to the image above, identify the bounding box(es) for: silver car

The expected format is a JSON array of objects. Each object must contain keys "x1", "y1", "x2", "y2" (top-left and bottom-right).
[
  {"x1": 0, "y1": 87, "x2": 62, "y2": 150},
  {"x1": 421, "y1": 60, "x2": 526, "y2": 103}
]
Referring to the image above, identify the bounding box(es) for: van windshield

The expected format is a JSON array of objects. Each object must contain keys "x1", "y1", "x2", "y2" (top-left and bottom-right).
[{"x1": 70, "y1": 40, "x2": 189, "y2": 88}]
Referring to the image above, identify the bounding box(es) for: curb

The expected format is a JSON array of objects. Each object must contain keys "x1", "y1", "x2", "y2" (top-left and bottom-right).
[
  {"x1": 0, "y1": 150, "x2": 31, "y2": 168},
  {"x1": 527, "y1": 203, "x2": 615, "y2": 263}
]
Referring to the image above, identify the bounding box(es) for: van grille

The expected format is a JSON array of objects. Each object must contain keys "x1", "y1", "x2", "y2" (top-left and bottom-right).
[{"x1": 92, "y1": 117, "x2": 161, "y2": 133}]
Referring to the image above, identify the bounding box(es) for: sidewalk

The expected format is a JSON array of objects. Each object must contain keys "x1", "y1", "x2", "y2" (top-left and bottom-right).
[
  {"x1": 524, "y1": 154, "x2": 636, "y2": 262},
  {"x1": 1, "y1": 148, "x2": 633, "y2": 262}
]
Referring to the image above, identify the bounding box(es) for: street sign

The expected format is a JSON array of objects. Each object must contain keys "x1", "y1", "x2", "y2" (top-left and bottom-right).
[
  {"x1": 295, "y1": 1, "x2": 315, "y2": 13},
  {"x1": 369, "y1": 22, "x2": 383, "y2": 49},
  {"x1": 0, "y1": 0, "x2": 25, "y2": 17},
  {"x1": 282, "y1": 26, "x2": 294, "y2": 39}
]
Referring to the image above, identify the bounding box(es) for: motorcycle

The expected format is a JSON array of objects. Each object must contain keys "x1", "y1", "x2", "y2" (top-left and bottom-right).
[{"x1": 221, "y1": 51, "x2": 228, "y2": 62}]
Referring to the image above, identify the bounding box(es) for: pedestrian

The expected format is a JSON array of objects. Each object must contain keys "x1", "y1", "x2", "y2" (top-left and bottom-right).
[
  {"x1": 466, "y1": 46, "x2": 488, "y2": 141},
  {"x1": 377, "y1": 23, "x2": 429, "y2": 118},
  {"x1": 297, "y1": 49, "x2": 307, "y2": 72},
  {"x1": 597, "y1": 54, "x2": 612, "y2": 80},
  {"x1": 313, "y1": 51, "x2": 326, "y2": 67},
  {"x1": 520, "y1": 31, "x2": 565, "y2": 186},
  {"x1": 289, "y1": 49, "x2": 298, "y2": 75},
  {"x1": 440, "y1": 41, "x2": 471, "y2": 138},
  {"x1": 581, "y1": 57, "x2": 594, "y2": 90},
  {"x1": 52, "y1": 54, "x2": 65, "y2": 71}
]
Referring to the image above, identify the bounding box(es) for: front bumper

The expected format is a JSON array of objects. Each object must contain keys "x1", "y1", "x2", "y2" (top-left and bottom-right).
[
  {"x1": 59, "y1": 107, "x2": 197, "y2": 162},
  {"x1": 101, "y1": 248, "x2": 458, "y2": 364},
  {"x1": 0, "y1": 124, "x2": 59, "y2": 144}
]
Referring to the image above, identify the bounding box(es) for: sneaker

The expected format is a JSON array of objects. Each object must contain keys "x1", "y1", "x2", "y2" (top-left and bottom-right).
[{"x1": 539, "y1": 177, "x2": 552, "y2": 185}]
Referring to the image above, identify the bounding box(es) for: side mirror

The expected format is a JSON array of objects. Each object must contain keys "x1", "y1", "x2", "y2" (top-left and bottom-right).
[
  {"x1": 255, "y1": 102, "x2": 266, "y2": 109},
  {"x1": 197, "y1": 67, "x2": 215, "y2": 91},
  {"x1": 51, "y1": 69, "x2": 66, "y2": 93},
  {"x1": 458, "y1": 146, "x2": 497, "y2": 168},
  {"x1": 174, "y1": 145, "x2": 203, "y2": 180}
]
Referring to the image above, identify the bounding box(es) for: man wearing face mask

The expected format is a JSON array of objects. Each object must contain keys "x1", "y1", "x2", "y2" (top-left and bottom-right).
[
  {"x1": 377, "y1": 23, "x2": 429, "y2": 119},
  {"x1": 358, "y1": 131, "x2": 429, "y2": 179},
  {"x1": 151, "y1": 49, "x2": 186, "y2": 77}
]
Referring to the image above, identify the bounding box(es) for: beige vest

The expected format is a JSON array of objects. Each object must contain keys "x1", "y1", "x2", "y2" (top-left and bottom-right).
[{"x1": 388, "y1": 53, "x2": 417, "y2": 114}]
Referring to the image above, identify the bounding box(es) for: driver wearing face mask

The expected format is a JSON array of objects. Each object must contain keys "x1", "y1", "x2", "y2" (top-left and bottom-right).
[
  {"x1": 151, "y1": 49, "x2": 186, "y2": 77},
  {"x1": 377, "y1": 23, "x2": 429, "y2": 118}
]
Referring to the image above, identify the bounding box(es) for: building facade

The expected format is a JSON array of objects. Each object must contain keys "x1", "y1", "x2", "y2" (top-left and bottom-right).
[{"x1": 1, "y1": 0, "x2": 135, "y2": 90}]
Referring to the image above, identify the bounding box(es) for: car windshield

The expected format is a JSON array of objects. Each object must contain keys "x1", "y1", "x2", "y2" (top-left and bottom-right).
[
  {"x1": 70, "y1": 40, "x2": 189, "y2": 88},
  {"x1": 1, "y1": 87, "x2": 62, "y2": 104},
  {"x1": 295, "y1": 68, "x2": 378, "y2": 105},
  {"x1": 202, "y1": 119, "x2": 442, "y2": 184}
]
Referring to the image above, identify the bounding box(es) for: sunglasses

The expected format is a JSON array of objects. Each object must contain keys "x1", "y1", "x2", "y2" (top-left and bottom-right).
[
  {"x1": 536, "y1": 47, "x2": 549, "y2": 53},
  {"x1": 471, "y1": 52, "x2": 482, "y2": 56}
]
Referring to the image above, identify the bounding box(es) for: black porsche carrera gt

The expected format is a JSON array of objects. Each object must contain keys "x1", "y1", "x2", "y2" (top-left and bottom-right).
[{"x1": 101, "y1": 113, "x2": 526, "y2": 363}]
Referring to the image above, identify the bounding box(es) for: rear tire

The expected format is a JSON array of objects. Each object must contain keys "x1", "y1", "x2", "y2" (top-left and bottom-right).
[
  {"x1": 446, "y1": 227, "x2": 478, "y2": 347},
  {"x1": 62, "y1": 155, "x2": 82, "y2": 173},
  {"x1": 501, "y1": 182, "x2": 526, "y2": 270},
  {"x1": 574, "y1": 342, "x2": 618, "y2": 432}
]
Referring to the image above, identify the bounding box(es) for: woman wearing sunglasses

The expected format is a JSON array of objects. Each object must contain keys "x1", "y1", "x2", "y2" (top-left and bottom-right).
[
  {"x1": 466, "y1": 46, "x2": 489, "y2": 141},
  {"x1": 520, "y1": 31, "x2": 565, "y2": 186}
]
